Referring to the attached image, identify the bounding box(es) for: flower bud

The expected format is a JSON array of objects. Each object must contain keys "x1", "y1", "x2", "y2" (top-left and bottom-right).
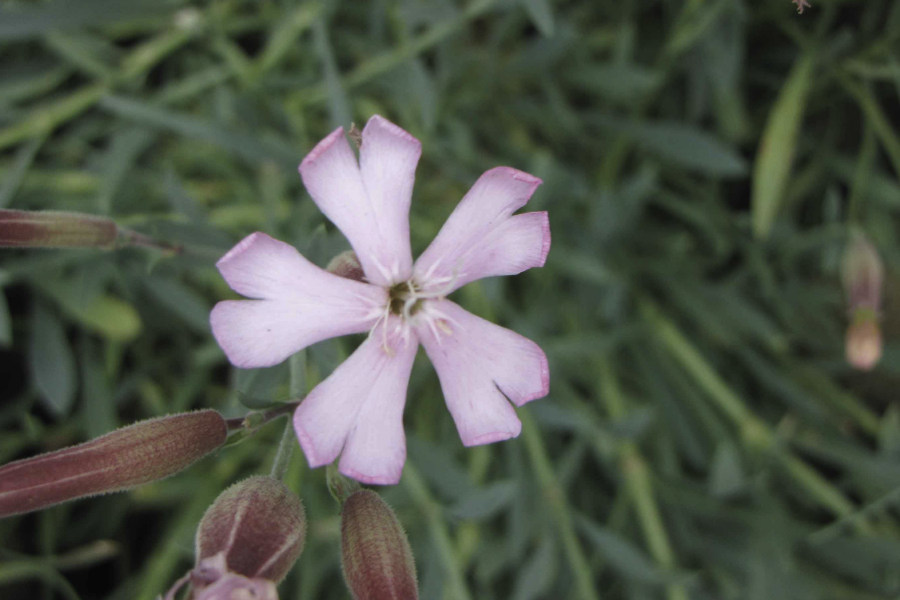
[
  {"x1": 162, "y1": 554, "x2": 279, "y2": 600},
  {"x1": 0, "y1": 209, "x2": 117, "y2": 249},
  {"x1": 842, "y1": 233, "x2": 883, "y2": 314},
  {"x1": 846, "y1": 317, "x2": 882, "y2": 371},
  {"x1": 341, "y1": 490, "x2": 418, "y2": 600},
  {"x1": 0, "y1": 410, "x2": 227, "y2": 518},
  {"x1": 327, "y1": 250, "x2": 366, "y2": 282},
  {"x1": 195, "y1": 476, "x2": 306, "y2": 584}
]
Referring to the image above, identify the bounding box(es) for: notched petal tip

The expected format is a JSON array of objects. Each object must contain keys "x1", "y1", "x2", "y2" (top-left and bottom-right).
[
  {"x1": 464, "y1": 425, "x2": 522, "y2": 447},
  {"x1": 363, "y1": 115, "x2": 422, "y2": 151},
  {"x1": 215, "y1": 232, "x2": 268, "y2": 271},
  {"x1": 485, "y1": 166, "x2": 543, "y2": 187},
  {"x1": 298, "y1": 126, "x2": 346, "y2": 171},
  {"x1": 520, "y1": 350, "x2": 550, "y2": 405}
]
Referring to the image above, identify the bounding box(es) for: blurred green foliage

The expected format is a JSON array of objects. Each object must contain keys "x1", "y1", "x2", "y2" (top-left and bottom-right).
[{"x1": 1, "y1": 0, "x2": 900, "y2": 598}]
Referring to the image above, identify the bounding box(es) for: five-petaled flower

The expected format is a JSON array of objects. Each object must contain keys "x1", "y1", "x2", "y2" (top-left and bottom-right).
[{"x1": 210, "y1": 115, "x2": 550, "y2": 484}]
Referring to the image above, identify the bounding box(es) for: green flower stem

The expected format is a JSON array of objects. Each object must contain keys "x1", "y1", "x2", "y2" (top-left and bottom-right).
[
  {"x1": 402, "y1": 463, "x2": 473, "y2": 600},
  {"x1": 269, "y1": 420, "x2": 295, "y2": 482},
  {"x1": 596, "y1": 358, "x2": 688, "y2": 600},
  {"x1": 520, "y1": 409, "x2": 601, "y2": 600},
  {"x1": 642, "y1": 300, "x2": 865, "y2": 526}
]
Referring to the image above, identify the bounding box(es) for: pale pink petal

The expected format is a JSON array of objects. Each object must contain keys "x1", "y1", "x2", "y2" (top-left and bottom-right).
[
  {"x1": 293, "y1": 318, "x2": 417, "y2": 485},
  {"x1": 415, "y1": 300, "x2": 549, "y2": 446},
  {"x1": 298, "y1": 117, "x2": 421, "y2": 287},
  {"x1": 210, "y1": 233, "x2": 386, "y2": 369},
  {"x1": 413, "y1": 167, "x2": 544, "y2": 293}
]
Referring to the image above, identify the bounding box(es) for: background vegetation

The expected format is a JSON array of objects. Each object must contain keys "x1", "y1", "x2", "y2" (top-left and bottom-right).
[{"x1": 2, "y1": 0, "x2": 900, "y2": 598}]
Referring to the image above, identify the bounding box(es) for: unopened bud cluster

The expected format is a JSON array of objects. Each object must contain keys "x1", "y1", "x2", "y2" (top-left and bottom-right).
[
  {"x1": 195, "y1": 475, "x2": 307, "y2": 583},
  {"x1": 163, "y1": 476, "x2": 306, "y2": 600},
  {"x1": 0, "y1": 410, "x2": 227, "y2": 518}
]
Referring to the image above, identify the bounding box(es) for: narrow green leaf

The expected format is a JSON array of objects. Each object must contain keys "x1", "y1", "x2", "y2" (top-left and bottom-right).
[
  {"x1": 593, "y1": 115, "x2": 747, "y2": 176},
  {"x1": 0, "y1": 290, "x2": 11, "y2": 348},
  {"x1": 576, "y1": 516, "x2": 665, "y2": 585},
  {"x1": 512, "y1": 536, "x2": 557, "y2": 600},
  {"x1": 519, "y1": 0, "x2": 555, "y2": 37},
  {"x1": 143, "y1": 276, "x2": 210, "y2": 334},
  {"x1": 751, "y1": 54, "x2": 814, "y2": 239},
  {"x1": 0, "y1": 0, "x2": 169, "y2": 42},
  {"x1": 80, "y1": 338, "x2": 116, "y2": 439},
  {"x1": 709, "y1": 442, "x2": 746, "y2": 498},
  {"x1": 37, "y1": 278, "x2": 142, "y2": 342},
  {"x1": 0, "y1": 134, "x2": 45, "y2": 209},
  {"x1": 879, "y1": 404, "x2": 900, "y2": 457},
  {"x1": 448, "y1": 480, "x2": 518, "y2": 521},
  {"x1": 0, "y1": 561, "x2": 81, "y2": 600},
  {"x1": 29, "y1": 303, "x2": 77, "y2": 417}
]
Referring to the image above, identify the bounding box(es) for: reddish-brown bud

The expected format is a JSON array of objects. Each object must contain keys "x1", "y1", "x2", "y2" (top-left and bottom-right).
[
  {"x1": 341, "y1": 490, "x2": 418, "y2": 600},
  {"x1": 195, "y1": 476, "x2": 306, "y2": 584},
  {"x1": 0, "y1": 209, "x2": 117, "y2": 249},
  {"x1": 0, "y1": 410, "x2": 227, "y2": 518},
  {"x1": 327, "y1": 250, "x2": 366, "y2": 282}
]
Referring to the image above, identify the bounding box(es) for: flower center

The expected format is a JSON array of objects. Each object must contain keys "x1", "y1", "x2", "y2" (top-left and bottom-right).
[{"x1": 388, "y1": 281, "x2": 426, "y2": 317}]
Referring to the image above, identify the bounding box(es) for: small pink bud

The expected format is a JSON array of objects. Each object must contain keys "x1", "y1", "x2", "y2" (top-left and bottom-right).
[
  {"x1": 195, "y1": 476, "x2": 306, "y2": 584},
  {"x1": 326, "y1": 250, "x2": 366, "y2": 282},
  {"x1": 0, "y1": 209, "x2": 117, "y2": 249},
  {"x1": 846, "y1": 317, "x2": 882, "y2": 371},
  {"x1": 842, "y1": 233, "x2": 883, "y2": 314},
  {"x1": 0, "y1": 410, "x2": 227, "y2": 518},
  {"x1": 341, "y1": 490, "x2": 418, "y2": 600}
]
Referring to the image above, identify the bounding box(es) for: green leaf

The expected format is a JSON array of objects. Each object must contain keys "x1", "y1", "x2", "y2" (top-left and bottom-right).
[
  {"x1": 79, "y1": 338, "x2": 116, "y2": 439},
  {"x1": 448, "y1": 480, "x2": 518, "y2": 521},
  {"x1": 142, "y1": 276, "x2": 210, "y2": 334},
  {"x1": 0, "y1": 0, "x2": 169, "y2": 42},
  {"x1": 519, "y1": 0, "x2": 555, "y2": 37},
  {"x1": 0, "y1": 290, "x2": 11, "y2": 348},
  {"x1": 751, "y1": 54, "x2": 814, "y2": 239},
  {"x1": 709, "y1": 441, "x2": 746, "y2": 498},
  {"x1": 37, "y1": 278, "x2": 142, "y2": 342},
  {"x1": 593, "y1": 114, "x2": 747, "y2": 176},
  {"x1": 879, "y1": 403, "x2": 900, "y2": 457},
  {"x1": 0, "y1": 561, "x2": 81, "y2": 600},
  {"x1": 29, "y1": 303, "x2": 77, "y2": 417},
  {"x1": 512, "y1": 536, "x2": 557, "y2": 600},
  {"x1": 98, "y1": 95, "x2": 299, "y2": 169},
  {"x1": 576, "y1": 516, "x2": 665, "y2": 585}
]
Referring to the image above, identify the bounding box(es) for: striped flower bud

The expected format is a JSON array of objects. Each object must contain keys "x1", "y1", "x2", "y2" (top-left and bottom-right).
[
  {"x1": 0, "y1": 410, "x2": 227, "y2": 518},
  {"x1": 326, "y1": 250, "x2": 366, "y2": 282},
  {"x1": 341, "y1": 490, "x2": 418, "y2": 600},
  {"x1": 195, "y1": 476, "x2": 306, "y2": 584},
  {"x1": 842, "y1": 233, "x2": 884, "y2": 370},
  {"x1": 842, "y1": 233, "x2": 883, "y2": 314},
  {"x1": 0, "y1": 209, "x2": 117, "y2": 249}
]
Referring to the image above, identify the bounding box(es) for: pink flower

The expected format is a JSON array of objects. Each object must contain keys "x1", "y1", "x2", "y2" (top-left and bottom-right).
[{"x1": 210, "y1": 115, "x2": 550, "y2": 485}]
